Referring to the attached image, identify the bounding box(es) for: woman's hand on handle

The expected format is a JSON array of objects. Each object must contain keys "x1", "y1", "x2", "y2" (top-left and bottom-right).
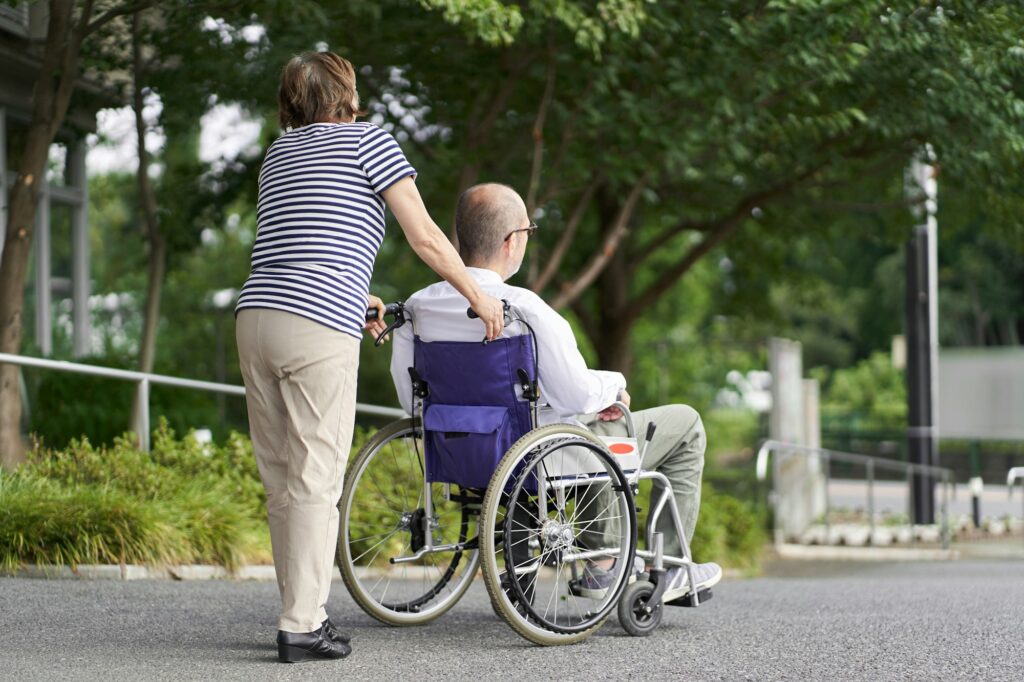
[
  {"x1": 382, "y1": 176, "x2": 505, "y2": 339},
  {"x1": 469, "y1": 294, "x2": 506, "y2": 342},
  {"x1": 364, "y1": 294, "x2": 389, "y2": 342}
]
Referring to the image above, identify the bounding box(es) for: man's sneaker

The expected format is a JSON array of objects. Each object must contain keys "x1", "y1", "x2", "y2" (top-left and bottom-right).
[
  {"x1": 573, "y1": 556, "x2": 645, "y2": 599},
  {"x1": 661, "y1": 561, "x2": 722, "y2": 603}
]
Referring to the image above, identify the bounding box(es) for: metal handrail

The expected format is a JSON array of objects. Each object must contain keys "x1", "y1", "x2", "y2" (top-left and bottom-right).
[
  {"x1": 1008, "y1": 468, "x2": 1024, "y2": 546},
  {"x1": 0, "y1": 352, "x2": 406, "y2": 451},
  {"x1": 755, "y1": 439, "x2": 956, "y2": 550},
  {"x1": 1007, "y1": 467, "x2": 1024, "y2": 495}
]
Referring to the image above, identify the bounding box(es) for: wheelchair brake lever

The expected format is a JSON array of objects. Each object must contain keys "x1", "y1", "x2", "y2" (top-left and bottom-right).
[{"x1": 374, "y1": 310, "x2": 407, "y2": 347}]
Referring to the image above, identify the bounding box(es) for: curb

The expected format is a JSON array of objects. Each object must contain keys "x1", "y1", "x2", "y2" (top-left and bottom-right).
[
  {"x1": 773, "y1": 543, "x2": 960, "y2": 561},
  {"x1": 5, "y1": 564, "x2": 315, "y2": 582}
]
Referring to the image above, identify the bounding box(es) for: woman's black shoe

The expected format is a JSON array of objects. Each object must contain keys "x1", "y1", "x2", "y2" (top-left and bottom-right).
[
  {"x1": 322, "y1": 617, "x2": 352, "y2": 644},
  {"x1": 277, "y1": 626, "x2": 351, "y2": 662}
]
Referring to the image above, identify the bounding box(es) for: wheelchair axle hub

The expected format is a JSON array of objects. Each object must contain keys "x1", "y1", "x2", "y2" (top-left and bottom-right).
[{"x1": 541, "y1": 520, "x2": 575, "y2": 551}]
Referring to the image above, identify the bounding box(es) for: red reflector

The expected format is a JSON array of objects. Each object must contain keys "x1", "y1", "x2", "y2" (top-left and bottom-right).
[{"x1": 609, "y1": 443, "x2": 634, "y2": 455}]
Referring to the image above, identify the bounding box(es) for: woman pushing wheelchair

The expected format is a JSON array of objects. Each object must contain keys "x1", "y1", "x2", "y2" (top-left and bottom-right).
[{"x1": 234, "y1": 51, "x2": 505, "y2": 663}]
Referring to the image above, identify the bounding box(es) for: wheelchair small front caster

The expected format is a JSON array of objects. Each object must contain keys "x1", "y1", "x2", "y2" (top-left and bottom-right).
[{"x1": 618, "y1": 580, "x2": 663, "y2": 637}]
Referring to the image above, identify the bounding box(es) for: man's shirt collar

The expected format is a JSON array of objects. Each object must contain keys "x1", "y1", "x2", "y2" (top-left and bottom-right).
[{"x1": 466, "y1": 267, "x2": 505, "y2": 285}]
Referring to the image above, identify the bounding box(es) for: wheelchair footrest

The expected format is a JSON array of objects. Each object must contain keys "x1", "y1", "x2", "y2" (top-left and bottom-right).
[{"x1": 665, "y1": 587, "x2": 712, "y2": 607}]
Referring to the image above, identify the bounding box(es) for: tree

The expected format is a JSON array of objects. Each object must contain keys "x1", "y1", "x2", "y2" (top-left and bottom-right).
[
  {"x1": 318, "y1": 1, "x2": 1024, "y2": 375},
  {"x1": 0, "y1": 0, "x2": 156, "y2": 468}
]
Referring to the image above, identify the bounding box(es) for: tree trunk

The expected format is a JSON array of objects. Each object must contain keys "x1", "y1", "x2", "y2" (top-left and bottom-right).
[
  {"x1": 589, "y1": 189, "x2": 635, "y2": 377},
  {"x1": 128, "y1": 10, "x2": 165, "y2": 443},
  {"x1": 0, "y1": 0, "x2": 82, "y2": 468}
]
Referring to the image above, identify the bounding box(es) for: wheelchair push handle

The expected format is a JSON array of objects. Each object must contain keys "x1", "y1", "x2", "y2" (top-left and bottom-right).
[
  {"x1": 364, "y1": 301, "x2": 406, "y2": 347},
  {"x1": 466, "y1": 299, "x2": 511, "y2": 320},
  {"x1": 365, "y1": 302, "x2": 403, "y2": 321},
  {"x1": 467, "y1": 299, "x2": 513, "y2": 344}
]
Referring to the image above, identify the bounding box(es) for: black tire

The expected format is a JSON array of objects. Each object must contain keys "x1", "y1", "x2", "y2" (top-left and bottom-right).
[
  {"x1": 618, "y1": 580, "x2": 663, "y2": 637},
  {"x1": 337, "y1": 418, "x2": 479, "y2": 625},
  {"x1": 480, "y1": 424, "x2": 637, "y2": 646}
]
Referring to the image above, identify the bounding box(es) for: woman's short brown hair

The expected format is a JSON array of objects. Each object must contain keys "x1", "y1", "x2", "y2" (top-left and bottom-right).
[{"x1": 278, "y1": 51, "x2": 366, "y2": 130}]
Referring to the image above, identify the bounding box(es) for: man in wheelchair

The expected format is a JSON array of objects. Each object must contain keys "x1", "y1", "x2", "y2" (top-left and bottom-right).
[{"x1": 389, "y1": 183, "x2": 722, "y2": 605}]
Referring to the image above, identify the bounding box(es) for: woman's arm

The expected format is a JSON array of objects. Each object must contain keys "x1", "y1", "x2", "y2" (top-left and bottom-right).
[{"x1": 382, "y1": 176, "x2": 505, "y2": 339}]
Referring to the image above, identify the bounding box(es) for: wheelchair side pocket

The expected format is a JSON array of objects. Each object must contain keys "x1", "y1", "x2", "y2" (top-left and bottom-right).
[{"x1": 423, "y1": 404, "x2": 516, "y2": 489}]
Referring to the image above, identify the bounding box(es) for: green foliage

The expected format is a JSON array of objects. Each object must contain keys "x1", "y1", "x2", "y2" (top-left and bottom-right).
[
  {"x1": 1, "y1": 422, "x2": 269, "y2": 571},
  {"x1": 635, "y1": 479, "x2": 767, "y2": 572},
  {"x1": 811, "y1": 351, "x2": 907, "y2": 432},
  {"x1": 690, "y1": 483, "x2": 767, "y2": 573},
  {"x1": 0, "y1": 475, "x2": 187, "y2": 572},
  {"x1": 25, "y1": 351, "x2": 135, "y2": 449}
]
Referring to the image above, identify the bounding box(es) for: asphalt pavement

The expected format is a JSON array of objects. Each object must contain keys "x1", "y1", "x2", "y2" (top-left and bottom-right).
[{"x1": 1, "y1": 559, "x2": 1022, "y2": 681}]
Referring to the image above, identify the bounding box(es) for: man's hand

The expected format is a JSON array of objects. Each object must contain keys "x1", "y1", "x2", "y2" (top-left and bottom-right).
[
  {"x1": 596, "y1": 388, "x2": 630, "y2": 421},
  {"x1": 470, "y1": 293, "x2": 506, "y2": 341},
  {"x1": 364, "y1": 294, "x2": 389, "y2": 343}
]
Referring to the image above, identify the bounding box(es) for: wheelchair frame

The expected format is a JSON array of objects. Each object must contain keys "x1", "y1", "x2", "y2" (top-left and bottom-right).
[{"x1": 337, "y1": 301, "x2": 706, "y2": 646}]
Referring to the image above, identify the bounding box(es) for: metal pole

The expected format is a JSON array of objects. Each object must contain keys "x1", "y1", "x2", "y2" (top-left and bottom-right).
[
  {"x1": 941, "y1": 473, "x2": 950, "y2": 549},
  {"x1": 34, "y1": 172, "x2": 52, "y2": 356},
  {"x1": 69, "y1": 137, "x2": 91, "y2": 358},
  {"x1": 867, "y1": 459, "x2": 876, "y2": 542},
  {"x1": 135, "y1": 378, "x2": 150, "y2": 452},
  {"x1": 905, "y1": 156, "x2": 939, "y2": 525},
  {"x1": 823, "y1": 454, "x2": 831, "y2": 542},
  {"x1": 773, "y1": 449, "x2": 782, "y2": 546}
]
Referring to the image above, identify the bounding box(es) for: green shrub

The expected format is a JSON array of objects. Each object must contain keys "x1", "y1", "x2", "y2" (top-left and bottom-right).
[
  {"x1": 632, "y1": 479, "x2": 766, "y2": 573},
  {"x1": 0, "y1": 474, "x2": 188, "y2": 571},
  {"x1": 3, "y1": 422, "x2": 766, "y2": 574},
  {"x1": 693, "y1": 484, "x2": 767, "y2": 572},
  {"x1": 24, "y1": 351, "x2": 135, "y2": 449},
  {"x1": 2, "y1": 421, "x2": 274, "y2": 572}
]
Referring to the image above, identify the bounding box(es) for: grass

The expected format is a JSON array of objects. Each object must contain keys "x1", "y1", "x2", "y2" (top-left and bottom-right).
[{"x1": 0, "y1": 421, "x2": 271, "y2": 573}]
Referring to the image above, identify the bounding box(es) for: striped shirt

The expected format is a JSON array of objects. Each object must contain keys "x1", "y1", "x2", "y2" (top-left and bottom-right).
[{"x1": 235, "y1": 122, "x2": 416, "y2": 338}]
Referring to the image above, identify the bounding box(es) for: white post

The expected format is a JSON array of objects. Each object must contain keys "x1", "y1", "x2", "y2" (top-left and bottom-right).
[
  {"x1": 69, "y1": 138, "x2": 91, "y2": 357},
  {"x1": 34, "y1": 169, "x2": 52, "y2": 356},
  {"x1": 770, "y1": 338, "x2": 825, "y2": 541}
]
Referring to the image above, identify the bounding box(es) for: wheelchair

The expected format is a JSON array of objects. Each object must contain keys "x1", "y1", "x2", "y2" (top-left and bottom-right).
[{"x1": 336, "y1": 301, "x2": 710, "y2": 646}]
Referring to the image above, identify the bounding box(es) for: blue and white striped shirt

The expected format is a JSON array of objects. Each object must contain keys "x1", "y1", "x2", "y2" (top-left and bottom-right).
[{"x1": 235, "y1": 122, "x2": 416, "y2": 338}]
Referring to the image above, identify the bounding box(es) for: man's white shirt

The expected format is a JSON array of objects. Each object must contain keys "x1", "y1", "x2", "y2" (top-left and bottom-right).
[{"x1": 390, "y1": 268, "x2": 626, "y2": 425}]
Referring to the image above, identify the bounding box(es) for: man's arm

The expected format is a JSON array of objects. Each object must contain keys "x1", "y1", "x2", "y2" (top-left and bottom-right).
[{"x1": 522, "y1": 294, "x2": 626, "y2": 417}]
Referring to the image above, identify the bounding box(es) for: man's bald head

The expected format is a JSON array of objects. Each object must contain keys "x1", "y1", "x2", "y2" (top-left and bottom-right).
[{"x1": 455, "y1": 183, "x2": 527, "y2": 266}]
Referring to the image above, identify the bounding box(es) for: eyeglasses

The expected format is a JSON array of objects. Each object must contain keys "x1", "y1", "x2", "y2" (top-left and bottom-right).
[{"x1": 504, "y1": 222, "x2": 538, "y2": 242}]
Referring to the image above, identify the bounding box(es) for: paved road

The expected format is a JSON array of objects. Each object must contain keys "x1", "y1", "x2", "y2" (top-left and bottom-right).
[{"x1": 2, "y1": 559, "x2": 1022, "y2": 681}]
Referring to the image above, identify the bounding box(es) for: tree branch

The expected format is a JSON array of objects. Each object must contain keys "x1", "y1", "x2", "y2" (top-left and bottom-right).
[
  {"x1": 549, "y1": 176, "x2": 647, "y2": 310},
  {"x1": 525, "y1": 60, "x2": 556, "y2": 215},
  {"x1": 628, "y1": 167, "x2": 825, "y2": 320},
  {"x1": 84, "y1": 0, "x2": 155, "y2": 37},
  {"x1": 529, "y1": 175, "x2": 601, "y2": 293},
  {"x1": 536, "y1": 79, "x2": 595, "y2": 206}
]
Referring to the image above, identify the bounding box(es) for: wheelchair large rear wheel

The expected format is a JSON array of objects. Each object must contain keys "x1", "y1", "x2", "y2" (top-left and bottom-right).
[
  {"x1": 479, "y1": 424, "x2": 637, "y2": 646},
  {"x1": 337, "y1": 418, "x2": 479, "y2": 625}
]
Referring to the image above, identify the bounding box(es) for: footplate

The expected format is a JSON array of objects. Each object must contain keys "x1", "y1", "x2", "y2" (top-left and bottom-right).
[{"x1": 666, "y1": 587, "x2": 712, "y2": 607}]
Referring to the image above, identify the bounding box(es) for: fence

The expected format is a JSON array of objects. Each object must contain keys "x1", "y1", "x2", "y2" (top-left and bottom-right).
[
  {"x1": 0, "y1": 352, "x2": 405, "y2": 451},
  {"x1": 756, "y1": 439, "x2": 956, "y2": 549}
]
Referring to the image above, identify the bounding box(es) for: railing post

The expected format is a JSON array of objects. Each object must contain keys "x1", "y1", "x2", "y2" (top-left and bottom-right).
[
  {"x1": 823, "y1": 453, "x2": 831, "y2": 542},
  {"x1": 772, "y1": 446, "x2": 783, "y2": 546},
  {"x1": 867, "y1": 459, "x2": 875, "y2": 542},
  {"x1": 940, "y1": 472, "x2": 950, "y2": 549},
  {"x1": 906, "y1": 466, "x2": 915, "y2": 545},
  {"x1": 135, "y1": 378, "x2": 150, "y2": 452}
]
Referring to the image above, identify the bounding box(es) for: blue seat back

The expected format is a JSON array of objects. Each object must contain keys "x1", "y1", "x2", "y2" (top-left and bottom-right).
[{"x1": 413, "y1": 334, "x2": 536, "y2": 489}]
